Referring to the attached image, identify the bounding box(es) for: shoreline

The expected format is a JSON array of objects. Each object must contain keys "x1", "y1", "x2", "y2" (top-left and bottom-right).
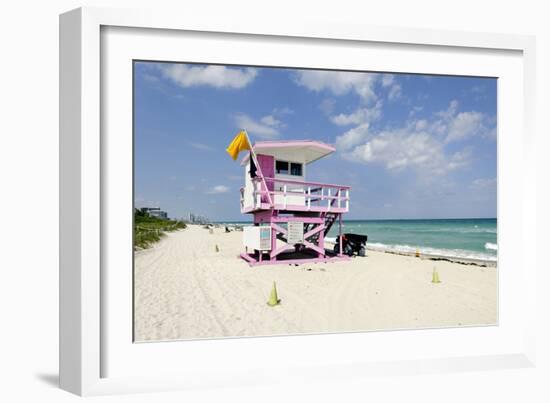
[
  {"x1": 323, "y1": 239, "x2": 497, "y2": 268},
  {"x1": 369, "y1": 248, "x2": 496, "y2": 268},
  {"x1": 223, "y1": 222, "x2": 497, "y2": 267},
  {"x1": 134, "y1": 224, "x2": 497, "y2": 341}
]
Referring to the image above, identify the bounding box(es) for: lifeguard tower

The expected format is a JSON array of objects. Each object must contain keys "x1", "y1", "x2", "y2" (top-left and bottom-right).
[{"x1": 239, "y1": 140, "x2": 351, "y2": 266}]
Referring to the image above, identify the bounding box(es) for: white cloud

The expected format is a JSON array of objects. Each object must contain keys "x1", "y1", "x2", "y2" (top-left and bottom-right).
[
  {"x1": 470, "y1": 85, "x2": 486, "y2": 94},
  {"x1": 387, "y1": 83, "x2": 402, "y2": 101},
  {"x1": 319, "y1": 98, "x2": 336, "y2": 115},
  {"x1": 330, "y1": 100, "x2": 383, "y2": 126},
  {"x1": 335, "y1": 99, "x2": 495, "y2": 175},
  {"x1": 381, "y1": 74, "x2": 395, "y2": 87},
  {"x1": 157, "y1": 64, "x2": 257, "y2": 89},
  {"x1": 417, "y1": 92, "x2": 430, "y2": 101},
  {"x1": 381, "y1": 74, "x2": 402, "y2": 101},
  {"x1": 485, "y1": 127, "x2": 497, "y2": 140},
  {"x1": 418, "y1": 100, "x2": 493, "y2": 143},
  {"x1": 342, "y1": 129, "x2": 457, "y2": 174},
  {"x1": 206, "y1": 185, "x2": 230, "y2": 194},
  {"x1": 446, "y1": 111, "x2": 485, "y2": 143},
  {"x1": 296, "y1": 72, "x2": 403, "y2": 127},
  {"x1": 344, "y1": 129, "x2": 472, "y2": 174},
  {"x1": 436, "y1": 99, "x2": 459, "y2": 120},
  {"x1": 294, "y1": 70, "x2": 378, "y2": 103},
  {"x1": 189, "y1": 142, "x2": 214, "y2": 151},
  {"x1": 272, "y1": 107, "x2": 294, "y2": 116},
  {"x1": 335, "y1": 123, "x2": 371, "y2": 151},
  {"x1": 134, "y1": 196, "x2": 161, "y2": 208},
  {"x1": 234, "y1": 113, "x2": 283, "y2": 139},
  {"x1": 382, "y1": 74, "x2": 401, "y2": 101},
  {"x1": 260, "y1": 115, "x2": 283, "y2": 128},
  {"x1": 415, "y1": 120, "x2": 428, "y2": 131},
  {"x1": 142, "y1": 73, "x2": 160, "y2": 83},
  {"x1": 471, "y1": 178, "x2": 497, "y2": 189},
  {"x1": 447, "y1": 147, "x2": 473, "y2": 171},
  {"x1": 429, "y1": 119, "x2": 447, "y2": 136},
  {"x1": 408, "y1": 106, "x2": 424, "y2": 118}
]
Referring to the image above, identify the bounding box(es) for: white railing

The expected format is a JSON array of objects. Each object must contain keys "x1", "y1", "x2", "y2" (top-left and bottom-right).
[{"x1": 242, "y1": 176, "x2": 350, "y2": 212}]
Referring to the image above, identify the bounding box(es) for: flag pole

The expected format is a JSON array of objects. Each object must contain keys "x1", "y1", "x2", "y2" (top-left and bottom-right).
[{"x1": 243, "y1": 129, "x2": 273, "y2": 206}]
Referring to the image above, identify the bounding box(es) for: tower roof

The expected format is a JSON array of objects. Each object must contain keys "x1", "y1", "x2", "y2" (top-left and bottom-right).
[{"x1": 241, "y1": 140, "x2": 335, "y2": 165}]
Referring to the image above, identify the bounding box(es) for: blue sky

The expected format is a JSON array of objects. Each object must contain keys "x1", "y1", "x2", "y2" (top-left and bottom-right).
[{"x1": 134, "y1": 62, "x2": 497, "y2": 221}]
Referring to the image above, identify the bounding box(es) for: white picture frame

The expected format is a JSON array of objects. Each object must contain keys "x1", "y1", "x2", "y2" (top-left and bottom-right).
[{"x1": 59, "y1": 6, "x2": 537, "y2": 396}]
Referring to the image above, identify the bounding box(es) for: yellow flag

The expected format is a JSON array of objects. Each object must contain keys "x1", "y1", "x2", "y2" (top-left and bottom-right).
[{"x1": 226, "y1": 130, "x2": 251, "y2": 160}]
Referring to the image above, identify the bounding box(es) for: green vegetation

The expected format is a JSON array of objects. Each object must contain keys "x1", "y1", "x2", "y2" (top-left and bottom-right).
[{"x1": 134, "y1": 209, "x2": 186, "y2": 250}]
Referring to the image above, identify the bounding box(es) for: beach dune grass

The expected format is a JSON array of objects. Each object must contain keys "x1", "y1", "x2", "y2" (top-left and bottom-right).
[{"x1": 134, "y1": 210, "x2": 186, "y2": 249}]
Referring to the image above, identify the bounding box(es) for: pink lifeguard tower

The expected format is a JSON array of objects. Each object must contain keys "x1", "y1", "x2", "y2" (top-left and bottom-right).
[{"x1": 239, "y1": 140, "x2": 351, "y2": 266}]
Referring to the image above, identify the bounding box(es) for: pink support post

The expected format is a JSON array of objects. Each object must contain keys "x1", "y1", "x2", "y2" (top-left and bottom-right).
[
  {"x1": 271, "y1": 225, "x2": 276, "y2": 260},
  {"x1": 318, "y1": 224, "x2": 325, "y2": 258},
  {"x1": 339, "y1": 213, "x2": 343, "y2": 256}
]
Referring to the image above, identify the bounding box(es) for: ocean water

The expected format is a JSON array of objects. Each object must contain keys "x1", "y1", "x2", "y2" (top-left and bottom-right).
[
  {"x1": 325, "y1": 218, "x2": 497, "y2": 262},
  {"x1": 219, "y1": 218, "x2": 498, "y2": 263}
]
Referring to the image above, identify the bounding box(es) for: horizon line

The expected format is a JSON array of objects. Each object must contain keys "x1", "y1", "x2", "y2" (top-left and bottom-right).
[{"x1": 208, "y1": 217, "x2": 498, "y2": 223}]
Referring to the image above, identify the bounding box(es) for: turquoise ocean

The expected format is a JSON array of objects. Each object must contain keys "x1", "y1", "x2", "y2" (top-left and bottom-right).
[
  {"x1": 326, "y1": 218, "x2": 497, "y2": 262},
  {"x1": 219, "y1": 218, "x2": 497, "y2": 263}
]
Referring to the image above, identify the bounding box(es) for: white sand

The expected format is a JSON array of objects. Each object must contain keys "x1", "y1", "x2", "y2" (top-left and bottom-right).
[{"x1": 134, "y1": 225, "x2": 497, "y2": 341}]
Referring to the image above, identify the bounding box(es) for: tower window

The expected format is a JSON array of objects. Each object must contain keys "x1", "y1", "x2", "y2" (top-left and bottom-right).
[
  {"x1": 276, "y1": 160, "x2": 303, "y2": 176},
  {"x1": 275, "y1": 160, "x2": 289, "y2": 174},
  {"x1": 290, "y1": 163, "x2": 303, "y2": 176}
]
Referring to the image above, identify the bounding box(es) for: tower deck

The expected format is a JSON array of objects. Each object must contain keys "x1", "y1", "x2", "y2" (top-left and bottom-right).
[
  {"x1": 240, "y1": 176, "x2": 350, "y2": 214},
  {"x1": 240, "y1": 176, "x2": 350, "y2": 266}
]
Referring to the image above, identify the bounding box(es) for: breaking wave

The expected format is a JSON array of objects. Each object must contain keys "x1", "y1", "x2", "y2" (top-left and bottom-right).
[{"x1": 364, "y1": 242, "x2": 496, "y2": 262}]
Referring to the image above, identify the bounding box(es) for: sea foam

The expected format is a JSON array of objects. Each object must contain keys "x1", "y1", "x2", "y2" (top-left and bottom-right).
[{"x1": 366, "y1": 242, "x2": 497, "y2": 262}]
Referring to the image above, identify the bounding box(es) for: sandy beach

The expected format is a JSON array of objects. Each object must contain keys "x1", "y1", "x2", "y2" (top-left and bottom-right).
[{"x1": 134, "y1": 225, "x2": 497, "y2": 342}]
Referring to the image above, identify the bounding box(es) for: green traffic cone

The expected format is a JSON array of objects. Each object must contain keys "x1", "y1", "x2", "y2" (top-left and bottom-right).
[
  {"x1": 267, "y1": 282, "x2": 280, "y2": 307},
  {"x1": 432, "y1": 268, "x2": 441, "y2": 283}
]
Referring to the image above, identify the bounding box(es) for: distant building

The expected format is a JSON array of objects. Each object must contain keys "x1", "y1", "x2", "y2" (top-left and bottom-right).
[
  {"x1": 188, "y1": 212, "x2": 210, "y2": 225},
  {"x1": 140, "y1": 207, "x2": 168, "y2": 220}
]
